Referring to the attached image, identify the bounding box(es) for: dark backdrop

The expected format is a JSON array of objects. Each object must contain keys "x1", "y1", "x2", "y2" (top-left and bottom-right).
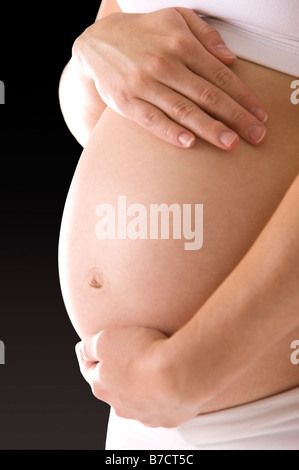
[{"x1": 0, "y1": 1, "x2": 111, "y2": 449}]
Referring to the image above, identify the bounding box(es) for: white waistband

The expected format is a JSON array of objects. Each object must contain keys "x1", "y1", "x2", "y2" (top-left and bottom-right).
[
  {"x1": 106, "y1": 387, "x2": 299, "y2": 450},
  {"x1": 204, "y1": 17, "x2": 299, "y2": 77},
  {"x1": 177, "y1": 386, "x2": 299, "y2": 446}
]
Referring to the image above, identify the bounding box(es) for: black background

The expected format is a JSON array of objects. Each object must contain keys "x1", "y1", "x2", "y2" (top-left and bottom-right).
[{"x1": 0, "y1": 1, "x2": 111, "y2": 449}]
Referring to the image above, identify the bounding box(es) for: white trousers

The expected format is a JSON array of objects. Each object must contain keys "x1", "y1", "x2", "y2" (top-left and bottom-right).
[{"x1": 105, "y1": 387, "x2": 299, "y2": 450}]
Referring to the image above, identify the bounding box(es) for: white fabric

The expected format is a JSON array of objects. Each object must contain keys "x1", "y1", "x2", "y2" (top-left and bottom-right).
[
  {"x1": 105, "y1": 387, "x2": 299, "y2": 450},
  {"x1": 116, "y1": 0, "x2": 299, "y2": 76}
]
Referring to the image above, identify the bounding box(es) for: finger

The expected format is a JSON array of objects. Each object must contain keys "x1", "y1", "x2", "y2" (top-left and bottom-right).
[
  {"x1": 176, "y1": 7, "x2": 237, "y2": 63},
  {"x1": 154, "y1": 71, "x2": 267, "y2": 146},
  {"x1": 75, "y1": 344, "x2": 108, "y2": 403},
  {"x1": 76, "y1": 333, "x2": 103, "y2": 363},
  {"x1": 80, "y1": 358, "x2": 98, "y2": 384},
  {"x1": 130, "y1": 96, "x2": 238, "y2": 150},
  {"x1": 127, "y1": 98, "x2": 198, "y2": 149},
  {"x1": 183, "y1": 45, "x2": 269, "y2": 124},
  {"x1": 75, "y1": 343, "x2": 98, "y2": 380}
]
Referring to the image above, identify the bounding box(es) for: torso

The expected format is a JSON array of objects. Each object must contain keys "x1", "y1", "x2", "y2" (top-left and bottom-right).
[{"x1": 58, "y1": 58, "x2": 299, "y2": 413}]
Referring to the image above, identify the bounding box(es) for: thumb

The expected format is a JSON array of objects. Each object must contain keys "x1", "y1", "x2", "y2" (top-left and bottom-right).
[
  {"x1": 76, "y1": 332, "x2": 104, "y2": 363},
  {"x1": 176, "y1": 7, "x2": 237, "y2": 64}
]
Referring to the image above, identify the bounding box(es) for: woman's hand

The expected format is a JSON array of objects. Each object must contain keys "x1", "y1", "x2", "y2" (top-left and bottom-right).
[
  {"x1": 72, "y1": 7, "x2": 268, "y2": 150},
  {"x1": 75, "y1": 326, "x2": 195, "y2": 428}
]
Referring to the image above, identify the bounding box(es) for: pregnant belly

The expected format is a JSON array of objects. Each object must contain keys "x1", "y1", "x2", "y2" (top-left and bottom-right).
[{"x1": 58, "y1": 59, "x2": 299, "y2": 410}]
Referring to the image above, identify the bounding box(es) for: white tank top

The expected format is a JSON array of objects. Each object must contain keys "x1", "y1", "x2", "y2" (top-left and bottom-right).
[{"x1": 116, "y1": 0, "x2": 299, "y2": 76}]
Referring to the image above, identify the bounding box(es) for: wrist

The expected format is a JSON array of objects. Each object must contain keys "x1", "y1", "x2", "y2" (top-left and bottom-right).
[
  {"x1": 147, "y1": 336, "x2": 198, "y2": 426},
  {"x1": 154, "y1": 335, "x2": 201, "y2": 418}
]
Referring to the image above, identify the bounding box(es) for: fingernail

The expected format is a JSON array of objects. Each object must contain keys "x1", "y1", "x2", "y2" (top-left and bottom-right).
[
  {"x1": 214, "y1": 44, "x2": 236, "y2": 59},
  {"x1": 219, "y1": 131, "x2": 238, "y2": 148},
  {"x1": 178, "y1": 133, "x2": 196, "y2": 148},
  {"x1": 251, "y1": 107, "x2": 268, "y2": 124},
  {"x1": 248, "y1": 124, "x2": 266, "y2": 143}
]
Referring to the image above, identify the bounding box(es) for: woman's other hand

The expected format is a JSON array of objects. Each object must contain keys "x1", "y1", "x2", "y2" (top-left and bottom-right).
[
  {"x1": 72, "y1": 7, "x2": 268, "y2": 150},
  {"x1": 75, "y1": 326, "x2": 195, "y2": 428}
]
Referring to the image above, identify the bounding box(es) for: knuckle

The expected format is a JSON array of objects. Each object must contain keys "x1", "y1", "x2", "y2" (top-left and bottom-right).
[
  {"x1": 168, "y1": 34, "x2": 189, "y2": 52},
  {"x1": 108, "y1": 88, "x2": 130, "y2": 112},
  {"x1": 162, "y1": 7, "x2": 186, "y2": 27},
  {"x1": 143, "y1": 109, "x2": 160, "y2": 128},
  {"x1": 164, "y1": 122, "x2": 178, "y2": 141},
  {"x1": 172, "y1": 100, "x2": 195, "y2": 122},
  {"x1": 119, "y1": 87, "x2": 134, "y2": 105},
  {"x1": 197, "y1": 118, "x2": 222, "y2": 136},
  {"x1": 159, "y1": 6, "x2": 177, "y2": 19},
  {"x1": 199, "y1": 86, "x2": 221, "y2": 107},
  {"x1": 235, "y1": 90, "x2": 253, "y2": 108},
  {"x1": 145, "y1": 53, "x2": 170, "y2": 74},
  {"x1": 230, "y1": 110, "x2": 249, "y2": 126},
  {"x1": 214, "y1": 67, "x2": 234, "y2": 88},
  {"x1": 173, "y1": 6, "x2": 191, "y2": 17},
  {"x1": 201, "y1": 22, "x2": 222, "y2": 42},
  {"x1": 128, "y1": 65, "x2": 145, "y2": 87}
]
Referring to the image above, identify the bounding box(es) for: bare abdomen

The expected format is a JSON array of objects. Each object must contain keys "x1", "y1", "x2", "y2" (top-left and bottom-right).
[{"x1": 58, "y1": 59, "x2": 299, "y2": 411}]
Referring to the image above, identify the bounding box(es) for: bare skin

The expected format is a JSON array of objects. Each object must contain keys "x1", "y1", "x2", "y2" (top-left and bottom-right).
[
  {"x1": 60, "y1": 2, "x2": 268, "y2": 149},
  {"x1": 59, "y1": 57, "x2": 299, "y2": 412},
  {"x1": 58, "y1": 1, "x2": 299, "y2": 425},
  {"x1": 77, "y1": 174, "x2": 299, "y2": 427}
]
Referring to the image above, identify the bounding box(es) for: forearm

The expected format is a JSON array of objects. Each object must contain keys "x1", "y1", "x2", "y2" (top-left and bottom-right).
[{"x1": 167, "y1": 174, "x2": 299, "y2": 411}]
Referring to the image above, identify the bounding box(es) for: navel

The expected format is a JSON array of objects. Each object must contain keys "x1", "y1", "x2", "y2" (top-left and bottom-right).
[{"x1": 87, "y1": 268, "x2": 104, "y2": 289}]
